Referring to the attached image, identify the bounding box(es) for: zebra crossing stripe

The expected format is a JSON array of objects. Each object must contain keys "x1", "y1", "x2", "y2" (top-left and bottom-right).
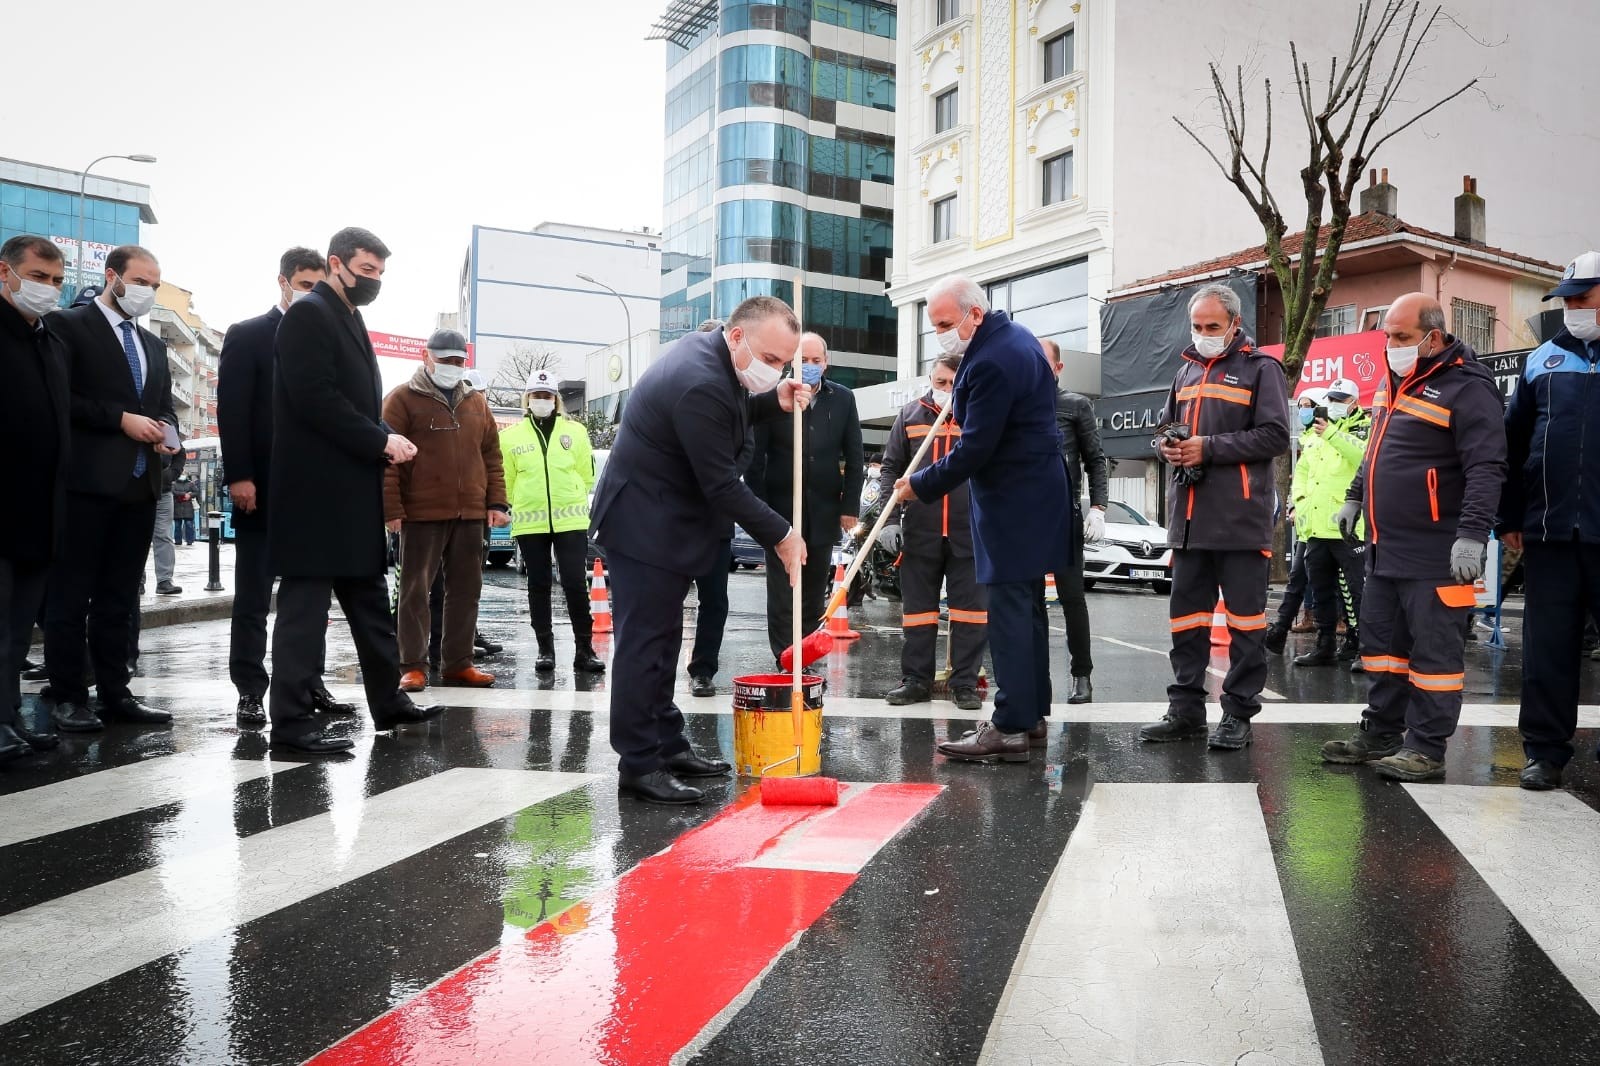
[
  {"x1": 1406, "y1": 785, "x2": 1600, "y2": 1013},
  {"x1": 0, "y1": 767, "x2": 594, "y2": 1026},
  {"x1": 980, "y1": 783, "x2": 1325, "y2": 1066},
  {"x1": 0, "y1": 750, "x2": 304, "y2": 849}
]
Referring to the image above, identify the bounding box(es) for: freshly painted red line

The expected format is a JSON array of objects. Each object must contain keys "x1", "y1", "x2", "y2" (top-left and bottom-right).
[{"x1": 309, "y1": 783, "x2": 941, "y2": 1066}]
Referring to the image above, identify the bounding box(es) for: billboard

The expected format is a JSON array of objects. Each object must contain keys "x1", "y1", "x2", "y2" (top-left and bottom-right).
[
  {"x1": 369, "y1": 331, "x2": 474, "y2": 366},
  {"x1": 1261, "y1": 330, "x2": 1389, "y2": 408},
  {"x1": 50, "y1": 235, "x2": 116, "y2": 281}
]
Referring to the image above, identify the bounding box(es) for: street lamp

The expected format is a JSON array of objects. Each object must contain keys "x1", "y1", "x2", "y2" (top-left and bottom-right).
[
  {"x1": 577, "y1": 272, "x2": 634, "y2": 386},
  {"x1": 76, "y1": 153, "x2": 157, "y2": 294}
]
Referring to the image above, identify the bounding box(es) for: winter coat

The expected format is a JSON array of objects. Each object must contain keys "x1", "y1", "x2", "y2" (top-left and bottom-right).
[
  {"x1": 500, "y1": 412, "x2": 595, "y2": 535},
  {"x1": 382, "y1": 366, "x2": 507, "y2": 525},
  {"x1": 217, "y1": 306, "x2": 282, "y2": 530},
  {"x1": 1056, "y1": 389, "x2": 1109, "y2": 509},
  {"x1": 0, "y1": 296, "x2": 69, "y2": 567},
  {"x1": 1500, "y1": 331, "x2": 1600, "y2": 543},
  {"x1": 172, "y1": 478, "x2": 196, "y2": 520},
  {"x1": 880, "y1": 392, "x2": 974, "y2": 556},
  {"x1": 745, "y1": 378, "x2": 865, "y2": 545},
  {"x1": 1290, "y1": 408, "x2": 1371, "y2": 540}
]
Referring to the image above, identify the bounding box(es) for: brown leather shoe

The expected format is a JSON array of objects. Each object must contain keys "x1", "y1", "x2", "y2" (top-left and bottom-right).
[
  {"x1": 399, "y1": 670, "x2": 428, "y2": 692},
  {"x1": 1291, "y1": 610, "x2": 1316, "y2": 633},
  {"x1": 1027, "y1": 719, "x2": 1049, "y2": 748},
  {"x1": 443, "y1": 666, "x2": 496, "y2": 688},
  {"x1": 937, "y1": 721, "x2": 1030, "y2": 763}
]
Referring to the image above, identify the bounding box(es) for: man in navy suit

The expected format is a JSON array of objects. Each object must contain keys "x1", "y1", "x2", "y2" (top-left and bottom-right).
[
  {"x1": 218, "y1": 247, "x2": 354, "y2": 727},
  {"x1": 894, "y1": 275, "x2": 1074, "y2": 763},
  {"x1": 591, "y1": 295, "x2": 811, "y2": 804},
  {"x1": 45, "y1": 245, "x2": 179, "y2": 732}
]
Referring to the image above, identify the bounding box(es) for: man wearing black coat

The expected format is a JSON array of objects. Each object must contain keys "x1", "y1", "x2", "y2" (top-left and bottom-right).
[
  {"x1": 0, "y1": 236, "x2": 69, "y2": 762},
  {"x1": 45, "y1": 245, "x2": 178, "y2": 732},
  {"x1": 591, "y1": 295, "x2": 810, "y2": 803},
  {"x1": 267, "y1": 227, "x2": 440, "y2": 754},
  {"x1": 218, "y1": 247, "x2": 352, "y2": 727},
  {"x1": 745, "y1": 332, "x2": 864, "y2": 661}
]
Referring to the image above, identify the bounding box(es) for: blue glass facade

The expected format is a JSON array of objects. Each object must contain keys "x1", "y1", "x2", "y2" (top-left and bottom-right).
[
  {"x1": 659, "y1": 0, "x2": 898, "y2": 389},
  {"x1": 0, "y1": 180, "x2": 144, "y2": 304}
]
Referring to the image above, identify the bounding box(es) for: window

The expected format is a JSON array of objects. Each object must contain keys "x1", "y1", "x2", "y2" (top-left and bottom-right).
[
  {"x1": 1453, "y1": 298, "x2": 1496, "y2": 354},
  {"x1": 932, "y1": 195, "x2": 956, "y2": 243},
  {"x1": 1043, "y1": 29, "x2": 1075, "y2": 82},
  {"x1": 1042, "y1": 150, "x2": 1073, "y2": 206},
  {"x1": 936, "y1": 0, "x2": 960, "y2": 26},
  {"x1": 1363, "y1": 306, "x2": 1389, "y2": 331},
  {"x1": 934, "y1": 87, "x2": 959, "y2": 133},
  {"x1": 1315, "y1": 304, "x2": 1356, "y2": 338}
]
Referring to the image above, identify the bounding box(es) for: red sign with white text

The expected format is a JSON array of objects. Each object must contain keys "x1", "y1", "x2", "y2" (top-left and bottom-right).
[
  {"x1": 1261, "y1": 330, "x2": 1388, "y2": 408},
  {"x1": 368, "y1": 331, "x2": 475, "y2": 366}
]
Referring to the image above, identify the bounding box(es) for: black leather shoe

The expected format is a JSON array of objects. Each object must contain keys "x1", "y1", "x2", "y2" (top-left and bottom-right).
[
  {"x1": 1519, "y1": 759, "x2": 1563, "y2": 791},
  {"x1": 371, "y1": 702, "x2": 444, "y2": 731},
  {"x1": 1139, "y1": 713, "x2": 1207, "y2": 742},
  {"x1": 0, "y1": 725, "x2": 36, "y2": 762},
  {"x1": 574, "y1": 645, "x2": 606, "y2": 673},
  {"x1": 52, "y1": 702, "x2": 103, "y2": 732},
  {"x1": 665, "y1": 750, "x2": 732, "y2": 777},
  {"x1": 311, "y1": 687, "x2": 359, "y2": 715},
  {"x1": 690, "y1": 676, "x2": 717, "y2": 698},
  {"x1": 620, "y1": 768, "x2": 705, "y2": 804},
  {"x1": 156, "y1": 582, "x2": 182, "y2": 596},
  {"x1": 236, "y1": 694, "x2": 267, "y2": 726},
  {"x1": 101, "y1": 698, "x2": 172, "y2": 725},
  {"x1": 1337, "y1": 635, "x2": 1360, "y2": 662},
  {"x1": 535, "y1": 640, "x2": 556, "y2": 671},
  {"x1": 1207, "y1": 714, "x2": 1253, "y2": 750},
  {"x1": 1294, "y1": 637, "x2": 1338, "y2": 667},
  {"x1": 951, "y1": 686, "x2": 983, "y2": 711},
  {"x1": 1263, "y1": 622, "x2": 1289, "y2": 655},
  {"x1": 270, "y1": 731, "x2": 356, "y2": 755},
  {"x1": 22, "y1": 665, "x2": 48, "y2": 682},
  {"x1": 7, "y1": 722, "x2": 59, "y2": 752},
  {"x1": 886, "y1": 680, "x2": 932, "y2": 706},
  {"x1": 474, "y1": 631, "x2": 504, "y2": 655},
  {"x1": 1067, "y1": 676, "x2": 1093, "y2": 704}
]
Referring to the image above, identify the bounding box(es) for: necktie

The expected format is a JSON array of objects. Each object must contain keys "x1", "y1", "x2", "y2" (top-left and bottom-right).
[{"x1": 120, "y1": 321, "x2": 147, "y2": 477}]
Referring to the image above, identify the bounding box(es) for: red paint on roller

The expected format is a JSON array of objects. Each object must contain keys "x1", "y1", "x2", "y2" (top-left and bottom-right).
[
  {"x1": 778, "y1": 628, "x2": 836, "y2": 672},
  {"x1": 760, "y1": 776, "x2": 840, "y2": 807}
]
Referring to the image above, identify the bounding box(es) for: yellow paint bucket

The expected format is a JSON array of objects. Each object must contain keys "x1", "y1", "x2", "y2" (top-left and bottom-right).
[{"x1": 732, "y1": 673, "x2": 824, "y2": 779}]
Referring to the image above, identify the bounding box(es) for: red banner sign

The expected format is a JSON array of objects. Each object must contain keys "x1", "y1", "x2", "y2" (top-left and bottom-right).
[
  {"x1": 1261, "y1": 330, "x2": 1389, "y2": 407},
  {"x1": 368, "y1": 331, "x2": 474, "y2": 366}
]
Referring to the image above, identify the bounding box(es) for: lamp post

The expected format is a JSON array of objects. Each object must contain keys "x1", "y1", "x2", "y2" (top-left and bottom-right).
[
  {"x1": 577, "y1": 272, "x2": 634, "y2": 386},
  {"x1": 76, "y1": 153, "x2": 156, "y2": 295}
]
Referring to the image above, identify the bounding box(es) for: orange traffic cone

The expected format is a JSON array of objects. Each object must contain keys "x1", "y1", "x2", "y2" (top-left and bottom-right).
[
  {"x1": 1210, "y1": 597, "x2": 1230, "y2": 648},
  {"x1": 590, "y1": 557, "x2": 612, "y2": 635},
  {"x1": 1044, "y1": 573, "x2": 1059, "y2": 604},
  {"x1": 825, "y1": 560, "x2": 860, "y2": 640}
]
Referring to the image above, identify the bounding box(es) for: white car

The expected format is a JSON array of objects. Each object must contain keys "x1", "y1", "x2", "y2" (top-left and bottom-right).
[{"x1": 1082, "y1": 500, "x2": 1172, "y2": 595}]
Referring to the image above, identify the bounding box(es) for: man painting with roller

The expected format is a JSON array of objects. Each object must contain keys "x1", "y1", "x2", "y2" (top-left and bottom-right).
[
  {"x1": 591, "y1": 296, "x2": 812, "y2": 804},
  {"x1": 892, "y1": 275, "x2": 1073, "y2": 763}
]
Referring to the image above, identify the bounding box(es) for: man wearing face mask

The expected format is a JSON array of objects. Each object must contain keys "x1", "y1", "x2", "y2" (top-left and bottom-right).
[
  {"x1": 878, "y1": 352, "x2": 986, "y2": 711},
  {"x1": 383, "y1": 329, "x2": 509, "y2": 693},
  {"x1": 1142, "y1": 284, "x2": 1290, "y2": 752},
  {"x1": 45, "y1": 245, "x2": 179, "y2": 733},
  {"x1": 1323, "y1": 292, "x2": 1506, "y2": 781},
  {"x1": 0, "y1": 236, "x2": 69, "y2": 762},
  {"x1": 1500, "y1": 252, "x2": 1600, "y2": 790},
  {"x1": 745, "y1": 332, "x2": 864, "y2": 664},
  {"x1": 1267, "y1": 389, "x2": 1327, "y2": 653},
  {"x1": 267, "y1": 227, "x2": 442, "y2": 754},
  {"x1": 591, "y1": 295, "x2": 811, "y2": 803}
]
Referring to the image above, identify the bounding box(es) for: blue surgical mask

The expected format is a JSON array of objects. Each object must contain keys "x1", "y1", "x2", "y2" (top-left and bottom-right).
[
  {"x1": 1299, "y1": 407, "x2": 1315, "y2": 428},
  {"x1": 800, "y1": 363, "x2": 824, "y2": 387}
]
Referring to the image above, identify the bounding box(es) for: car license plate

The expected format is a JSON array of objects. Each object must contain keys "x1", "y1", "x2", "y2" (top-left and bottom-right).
[{"x1": 1131, "y1": 569, "x2": 1165, "y2": 579}]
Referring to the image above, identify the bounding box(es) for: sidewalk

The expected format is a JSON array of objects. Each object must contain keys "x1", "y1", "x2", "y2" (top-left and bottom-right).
[{"x1": 139, "y1": 539, "x2": 246, "y2": 629}]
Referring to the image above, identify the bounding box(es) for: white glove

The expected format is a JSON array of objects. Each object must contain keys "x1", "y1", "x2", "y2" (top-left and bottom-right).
[
  {"x1": 879, "y1": 524, "x2": 902, "y2": 554},
  {"x1": 1084, "y1": 506, "x2": 1106, "y2": 544}
]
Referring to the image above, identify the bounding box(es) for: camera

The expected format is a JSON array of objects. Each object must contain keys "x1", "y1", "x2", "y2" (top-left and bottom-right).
[{"x1": 1152, "y1": 421, "x2": 1205, "y2": 485}]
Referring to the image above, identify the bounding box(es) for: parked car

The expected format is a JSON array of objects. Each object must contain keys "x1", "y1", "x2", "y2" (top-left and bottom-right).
[
  {"x1": 1082, "y1": 500, "x2": 1172, "y2": 594},
  {"x1": 485, "y1": 520, "x2": 516, "y2": 569},
  {"x1": 730, "y1": 525, "x2": 765, "y2": 570}
]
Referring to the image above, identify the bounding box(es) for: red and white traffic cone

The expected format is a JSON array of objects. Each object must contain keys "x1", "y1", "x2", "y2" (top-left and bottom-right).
[
  {"x1": 825, "y1": 560, "x2": 860, "y2": 640},
  {"x1": 1210, "y1": 597, "x2": 1230, "y2": 648},
  {"x1": 590, "y1": 557, "x2": 612, "y2": 635}
]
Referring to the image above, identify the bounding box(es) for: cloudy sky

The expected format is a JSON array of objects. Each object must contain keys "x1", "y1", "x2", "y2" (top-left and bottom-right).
[{"x1": 10, "y1": 0, "x2": 670, "y2": 385}]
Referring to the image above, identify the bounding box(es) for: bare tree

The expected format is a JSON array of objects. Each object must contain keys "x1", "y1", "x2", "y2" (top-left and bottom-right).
[
  {"x1": 483, "y1": 343, "x2": 561, "y2": 410},
  {"x1": 1175, "y1": 0, "x2": 1479, "y2": 385}
]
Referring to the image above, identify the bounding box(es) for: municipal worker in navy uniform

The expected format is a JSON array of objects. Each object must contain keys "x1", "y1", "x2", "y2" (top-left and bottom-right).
[
  {"x1": 590, "y1": 296, "x2": 810, "y2": 804},
  {"x1": 1502, "y1": 252, "x2": 1600, "y2": 791},
  {"x1": 892, "y1": 275, "x2": 1073, "y2": 763},
  {"x1": 1141, "y1": 284, "x2": 1290, "y2": 751},
  {"x1": 1322, "y1": 292, "x2": 1506, "y2": 781}
]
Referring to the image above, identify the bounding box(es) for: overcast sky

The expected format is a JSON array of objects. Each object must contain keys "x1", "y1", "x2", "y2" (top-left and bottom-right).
[{"x1": 10, "y1": 0, "x2": 670, "y2": 388}]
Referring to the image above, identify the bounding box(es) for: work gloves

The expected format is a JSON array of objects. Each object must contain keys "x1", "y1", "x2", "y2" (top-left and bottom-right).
[
  {"x1": 879, "y1": 524, "x2": 902, "y2": 554},
  {"x1": 1449, "y1": 538, "x2": 1486, "y2": 584},
  {"x1": 1335, "y1": 501, "x2": 1363, "y2": 544},
  {"x1": 1085, "y1": 507, "x2": 1106, "y2": 544}
]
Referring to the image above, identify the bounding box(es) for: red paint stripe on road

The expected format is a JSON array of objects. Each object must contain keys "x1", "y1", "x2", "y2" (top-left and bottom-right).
[{"x1": 309, "y1": 783, "x2": 942, "y2": 1066}]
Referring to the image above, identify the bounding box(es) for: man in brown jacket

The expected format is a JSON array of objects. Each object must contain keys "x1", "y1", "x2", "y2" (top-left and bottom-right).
[{"x1": 384, "y1": 329, "x2": 510, "y2": 690}]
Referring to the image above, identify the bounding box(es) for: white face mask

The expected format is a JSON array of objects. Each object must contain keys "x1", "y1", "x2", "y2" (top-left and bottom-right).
[
  {"x1": 429, "y1": 364, "x2": 466, "y2": 390},
  {"x1": 930, "y1": 387, "x2": 952, "y2": 408},
  {"x1": 935, "y1": 308, "x2": 973, "y2": 356},
  {"x1": 1326, "y1": 402, "x2": 1351, "y2": 420},
  {"x1": 1192, "y1": 323, "x2": 1233, "y2": 359},
  {"x1": 1386, "y1": 344, "x2": 1419, "y2": 377},
  {"x1": 528, "y1": 397, "x2": 556, "y2": 418},
  {"x1": 735, "y1": 337, "x2": 784, "y2": 394},
  {"x1": 112, "y1": 273, "x2": 156, "y2": 317},
  {"x1": 1564, "y1": 307, "x2": 1600, "y2": 343},
  {"x1": 288, "y1": 288, "x2": 313, "y2": 305},
  {"x1": 5, "y1": 271, "x2": 61, "y2": 317}
]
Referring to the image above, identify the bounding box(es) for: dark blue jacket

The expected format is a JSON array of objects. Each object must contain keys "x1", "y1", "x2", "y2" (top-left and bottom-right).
[
  {"x1": 590, "y1": 329, "x2": 790, "y2": 576},
  {"x1": 1499, "y1": 331, "x2": 1600, "y2": 543},
  {"x1": 909, "y1": 310, "x2": 1073, "y2": 583},
  {"x1": 217, "y1": 306, "x2": 282, "y2": 530}
]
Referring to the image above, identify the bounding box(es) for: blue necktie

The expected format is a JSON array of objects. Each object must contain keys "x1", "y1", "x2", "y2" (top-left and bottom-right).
[{"x1": 120, "y1": 321, "x2": 147, "y2": 477}]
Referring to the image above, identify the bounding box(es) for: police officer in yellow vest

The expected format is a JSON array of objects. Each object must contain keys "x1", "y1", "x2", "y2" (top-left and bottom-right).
[{"x1": 500, "y1": 369, "x2": 603, "y2": 673}]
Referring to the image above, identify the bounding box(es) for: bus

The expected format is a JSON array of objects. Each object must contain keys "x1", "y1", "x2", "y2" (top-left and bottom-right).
[{"x1": 180, "y1": 436, "x2": 230, "y2": 539}]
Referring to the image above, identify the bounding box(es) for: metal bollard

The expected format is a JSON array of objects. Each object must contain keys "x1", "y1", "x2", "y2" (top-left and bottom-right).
[{"x1": 205, "y1": 510, "x2": 225, "y2": 591}]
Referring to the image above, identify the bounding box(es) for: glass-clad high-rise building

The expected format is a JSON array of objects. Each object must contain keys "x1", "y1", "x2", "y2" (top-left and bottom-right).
[{"x1": 651, "y1": 0, "x2": 897, "y2": 388}]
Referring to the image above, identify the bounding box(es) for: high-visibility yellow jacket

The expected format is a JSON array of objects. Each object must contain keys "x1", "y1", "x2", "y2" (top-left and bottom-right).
[
  {"x1": 1291, "y1": 408, "x2": 1370, "y2": 540},
  {"x1": 500, "y1": 414, "x2": 595, "y2": 535}
]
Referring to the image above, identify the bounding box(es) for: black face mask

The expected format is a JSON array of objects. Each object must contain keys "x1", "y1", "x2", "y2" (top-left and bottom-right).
[{"x1": 339, "y1": 263, "x2": 381, "y2": 307}]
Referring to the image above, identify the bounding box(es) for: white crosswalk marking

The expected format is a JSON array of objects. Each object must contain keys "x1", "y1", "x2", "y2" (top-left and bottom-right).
[
  {"x1": 979, "y1": 783, "x2": 1325, "y2": 1066},
  {"x1": 0, "y1": 767, "x2": 594, "y2": 1026},
  {"x1": 1407, "y1": 784, "x2": 1600, "y2": 1013},
  {"x1": 0, "y1": 751, "x2": 304, "y2": 849}
]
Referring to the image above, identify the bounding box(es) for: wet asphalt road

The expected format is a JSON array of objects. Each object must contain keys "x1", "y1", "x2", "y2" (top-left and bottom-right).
[{"x1": 2, "y1": 564, "x2": 1597, "y2": 1066}]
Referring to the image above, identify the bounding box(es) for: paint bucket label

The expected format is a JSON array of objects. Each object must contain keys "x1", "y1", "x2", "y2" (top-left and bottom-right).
[{"x1": 731, "y1": 674, "x2": 825, "y2": 779}]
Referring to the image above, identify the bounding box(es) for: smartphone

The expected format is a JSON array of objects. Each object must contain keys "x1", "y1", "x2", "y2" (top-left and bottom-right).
[
  {"x1": 1312, "y1": 406, "x2": 1329, "y2": 422},
  {"x1": 161, "y1": 422, "x2": 182, "y2": 451}
]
